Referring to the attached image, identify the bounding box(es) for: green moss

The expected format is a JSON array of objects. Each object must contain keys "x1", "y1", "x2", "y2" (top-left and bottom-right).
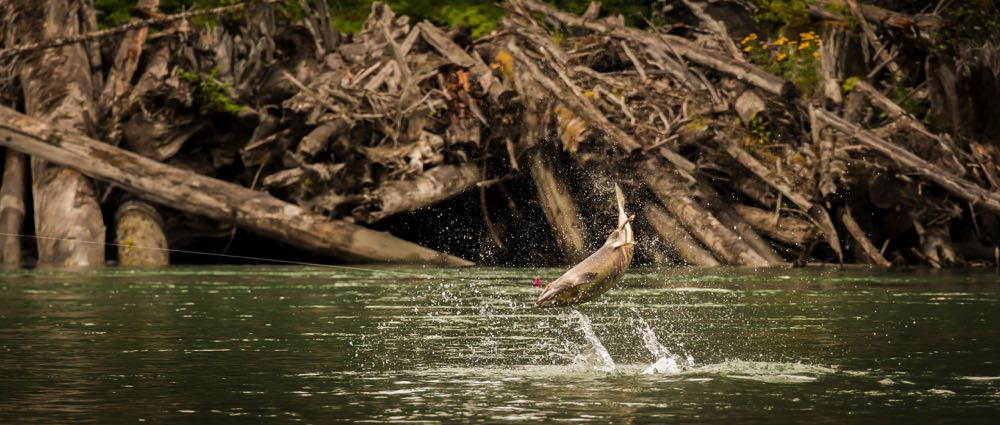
[{"x1": 179, "y1": 68, "x2": 245, "y2": 115}]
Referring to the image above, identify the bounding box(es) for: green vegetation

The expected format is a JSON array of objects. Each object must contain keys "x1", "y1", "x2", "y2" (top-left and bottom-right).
[
  {"x1": 742, "y1": 31, "x2": 822, "y2": 94},
  {"x1": 178, "y1": 68, "x2": 245, "y2": 115}
]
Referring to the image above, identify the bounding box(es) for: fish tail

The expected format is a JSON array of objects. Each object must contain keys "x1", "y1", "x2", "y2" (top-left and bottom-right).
[{"x1": 614, "y1": 183, "x2": 627, "y2": 226}]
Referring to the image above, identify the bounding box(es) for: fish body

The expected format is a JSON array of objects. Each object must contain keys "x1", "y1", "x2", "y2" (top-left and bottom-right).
[{"x1": 535, "y1": 184, "x2": 634, "y2": 308}]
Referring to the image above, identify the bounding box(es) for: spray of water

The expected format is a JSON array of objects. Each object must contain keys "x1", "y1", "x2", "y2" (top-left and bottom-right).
[
  {"x1": 569, "y1": 310, "x2": 616, "y2": 372},
  {"x1": 631, "y1": 309, "x2": 695, "y2": 375}
]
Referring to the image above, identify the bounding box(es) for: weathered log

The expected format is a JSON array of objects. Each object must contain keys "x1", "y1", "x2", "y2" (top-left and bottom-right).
[
  {"x1": 723, "y1": 139, "x2": 843, "y2": 262},
  {"x1": 839, "y1": 207, "x2": 891, "y2": 267},
  {"x1": 512, "y1": 0, "x2": 794, "y2": 97},
  {"x1": 528, "y1": 151, "x2": 590, "y2": 263},
  {"x1": 641, "y1": 160, "x2": 770, "y2": 267},
  {"x1": 296, "y1": 118, "x2": 352, "y2": 160},
  {"x1": 734, "y1": 204, "x2": 815, "y2": 247},
  {"x1": 643, "y1": 203, "x2": 720, "y2": 267},
  {"x1": 115, "y1": 200, "x2": 169, "y2": 267},
  {"x1": 0, "y1": 149, "x2": 26, "y2": 265},
  {"x1": 17, "y1": 0, "x2": 105, "y2": 267},
  {"x1": 354, "y1": 163, "x2": 481, "y2": 223},
  {"x1": 0, "y1": 105, "x2": 473, "y2": 266},
  {"x1": 816, "y1": 109, "x2": 1000, "y2": 215}
]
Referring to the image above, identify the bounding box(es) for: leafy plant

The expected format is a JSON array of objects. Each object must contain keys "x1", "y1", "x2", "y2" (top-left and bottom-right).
[
  {"x1": 742, "y1": 31, "x2": 822, "y2": 95},
  {"x1": 178, "y1": 68, "x2": 245, "y2": 115}
]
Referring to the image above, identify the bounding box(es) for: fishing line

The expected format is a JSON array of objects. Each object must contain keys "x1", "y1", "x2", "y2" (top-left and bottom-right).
[{"x1": 0, "y1": 231, "x2": 434, "y2": 278}]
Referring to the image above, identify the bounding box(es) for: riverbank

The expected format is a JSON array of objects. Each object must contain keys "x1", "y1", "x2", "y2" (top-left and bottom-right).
[{"x1": 1, "y1": 0, "x2": 998, "y2": 268}]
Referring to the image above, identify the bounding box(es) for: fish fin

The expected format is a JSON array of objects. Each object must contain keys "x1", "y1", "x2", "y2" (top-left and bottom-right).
[{"x1": 614, "y1": 183, "x2": 628, "y2": 228}]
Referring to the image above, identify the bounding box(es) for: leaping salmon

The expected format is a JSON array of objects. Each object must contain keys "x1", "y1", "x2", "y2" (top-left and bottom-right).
[{"x1": 535, "y1": 183, "x2": 635, "y2": 308}]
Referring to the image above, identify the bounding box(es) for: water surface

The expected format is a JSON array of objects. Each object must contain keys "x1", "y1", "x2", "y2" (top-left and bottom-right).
[{"x1": 1, "y1": 266, "x2": 998, "y2": 422}]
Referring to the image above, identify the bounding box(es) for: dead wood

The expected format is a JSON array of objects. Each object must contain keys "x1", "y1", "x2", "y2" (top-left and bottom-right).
[
  {"x1": 510, "y1": 0, "x2": 793, "y2": 97},
  {"x1": 114, "y1": 199, "x2": 169, "y2": 267},
  {"x1": 528, "y1": 150, "x2": 590, "y2": 263},
  {"x1": 734, "y1": 204, "x2": 815, "y2": 247},
  {"x1": 0, "y1": 149, "x2": 26, "y2": 265},
  {"x1": 16, "y1": 0, "x2": 105, "y2": 267},
  {"x1": 641, "y1": 159, "x2": 770, "y2": 267},
  {"x1": 839, "y1": 207, "x2": 891, "y2": 268},
  {"x1": 0, "y1": 1, "x2": 259, "y2": 60},
  {"x1": 0, "y1": 105, "x2": 472, "y2": 266},
  {"x1": 722, "y1": 138, "x2": 843, "y2": 262},
  {"x1": 354, "y1": 163, "x2": 481, "y2": 223},
  {"x1": 643, "y1": 203, "x2": 720, "y2": 266},
  {"x1": 815, "y1": 109, "x2": 1000, "y2": 216}
]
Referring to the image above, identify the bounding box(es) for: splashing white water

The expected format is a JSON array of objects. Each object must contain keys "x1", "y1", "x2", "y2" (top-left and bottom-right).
[
  {"x1": 569, "y1": 310, "x2": 616, "y2": 372},
  {"x1": 633, "y1": 313, "x2": 694, "y2": 375}
]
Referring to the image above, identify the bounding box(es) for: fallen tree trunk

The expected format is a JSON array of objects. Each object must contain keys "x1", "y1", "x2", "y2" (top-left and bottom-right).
[
  {"x1": 641, "y1": 160, "x2": 770, "y2": 267},
  {"x1": 354, "y1": 163, "x2": 481, "y2": 223},
  {"x1": 0, "y1": 105, "x2": 472, "y2": 266},
  {"x1": 643, "y1": 203, "x2": 720, "y2": 266},
  {"x1": 815, "y1": 109, "x2": 1000, "y2": 215},
  {"x1": 0, "y1": 149, "x2": 26, "y2": 265}
]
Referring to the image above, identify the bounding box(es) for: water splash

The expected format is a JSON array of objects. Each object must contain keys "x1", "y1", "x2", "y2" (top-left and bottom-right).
[
  {"x1": 569, "y1": 310, "x2": 616, "y2": 372},
  {"x1": 632, "y1": 311, "x2": 694, "y2": 375}
]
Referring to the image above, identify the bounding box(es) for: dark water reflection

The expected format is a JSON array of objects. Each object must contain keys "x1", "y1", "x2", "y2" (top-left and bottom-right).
[{"x1": 1, "y1": 266, "x2": 998, "y2": 423}]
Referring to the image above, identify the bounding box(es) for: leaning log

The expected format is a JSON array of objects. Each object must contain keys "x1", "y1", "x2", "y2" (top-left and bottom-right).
[
  {"x1": 528, "y1": 151, "x2": 590, "y2": 263},
  {"x1": 733, "y1": 204, "x2": 815, "y2": 247},
  {"x1": 354, "y1": 163, "x2": 482, "y2": 223},
  {"x1": 643, "y1": 203, "x2": 720, "y2": 267},
  {"x1": 641, "y1": 160, "x2": 770, "y2": 267},
  {"x1": 16, "y1": 0, "x2": 105, "y2": 267},
  {"x1": 815, "y1": 109, "x2": 1000, "y2": 215},
  {"x1": 0, "y1": 105, "x2": 472, "y2": 266},
  {"x1": 839, "y1": 207, "x2": 891, "y2": 268},
  {"x1": 0, "y1": 149, "x2": 26, "y2": 265}
]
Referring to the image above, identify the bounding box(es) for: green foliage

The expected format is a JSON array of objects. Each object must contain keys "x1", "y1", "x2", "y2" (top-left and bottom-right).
[
  {"x1": 747, "y1": 0, "x2": 811, "y2": 36},
  {"x1": 938, "y1": 1, "x2": 1000, "y2": 49},
  {"x1": 179, "y1": 68, "x2": 245, "y2": 115},
  {"x1": 742, "y1": 31, "x2": 822, "y2": 95},
  {"x1": 746, "y1": 114, "x2": 772, "y2": 144}
]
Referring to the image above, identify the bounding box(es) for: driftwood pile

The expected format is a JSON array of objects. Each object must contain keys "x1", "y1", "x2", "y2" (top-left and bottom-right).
[{"x1": 1, "y1": 0, "x2": 999, "y2": 268}]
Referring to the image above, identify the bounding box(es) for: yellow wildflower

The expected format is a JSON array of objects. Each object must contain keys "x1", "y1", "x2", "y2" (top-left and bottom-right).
[
  {"x1": 774, "y1": 37, "x2": 787, "y2": 46},
  {"x1": 741, "y1": 33, "x2": 758, "y2": 45},
  {"x1": 775, "y1": 52, "x2": 787, "y2": 61},
  {"x1": 799, "y1": 41, "x2": 811, "y2": 50},
  {"x1": 813, "y1": 50, "x2": 820, "y2": 59},
  {"x1": 744, "y1": 45, "x2": 754, "y2": 52}
]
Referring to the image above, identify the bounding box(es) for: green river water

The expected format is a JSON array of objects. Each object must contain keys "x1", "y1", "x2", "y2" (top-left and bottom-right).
[{"x1": 1, "y1": 266, "x2": 998, "y2": 423}]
